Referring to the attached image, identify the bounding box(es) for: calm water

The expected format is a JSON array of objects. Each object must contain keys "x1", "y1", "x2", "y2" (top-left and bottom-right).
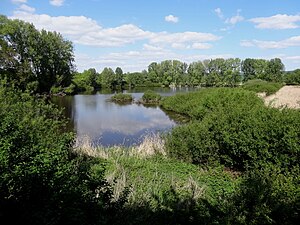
[{"x1": 53, "y1": 87, "x2": 194, "y2": 147}]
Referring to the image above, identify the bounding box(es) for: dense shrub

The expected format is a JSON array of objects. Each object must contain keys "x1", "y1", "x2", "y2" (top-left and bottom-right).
[
  {"x1": 242, "y1": 79, "x2": 283, "y2": 95},
  {"x1": 0, "y1": 85, "x2": 124, "y2": 225},
  {"x1": 142, "y1": 90, "x2": 161, "y2": 104},
  {"x1": 284, "y1": 69, "x2": 300, "y2": 85},
  {"x1": 162, "y1": 88, "x2": 300, "y2": 171},
  {"x1": 111, "y1": 93, "x2": 133, "y2": 103}
]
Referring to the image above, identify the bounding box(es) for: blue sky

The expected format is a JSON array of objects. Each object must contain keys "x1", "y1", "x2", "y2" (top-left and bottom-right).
[{"x1": 1, "y1": 0, "x2": 300, "y2": 72}]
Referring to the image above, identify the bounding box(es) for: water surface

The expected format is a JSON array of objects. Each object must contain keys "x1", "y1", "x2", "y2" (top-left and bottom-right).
[{"x1": 53, "y1": 87, "x2": 195, "y2": 147}]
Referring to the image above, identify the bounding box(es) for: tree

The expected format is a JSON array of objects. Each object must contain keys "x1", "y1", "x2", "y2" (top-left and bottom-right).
[
  {"x1": 265, "y1": 58, "x2": 284, "y2": 82},
  {"x1": 99, "y1": 67, "x2": 115, "y2": 88},
  {"x1": 187, "y1": 61, "x2": 205, "y2": 86},
  {"x1": 0, "y1": 16, "x2": 75, "y2": 93},
  {"x1": 115, "y1": 67, "x2": 124, "y2": 87}
]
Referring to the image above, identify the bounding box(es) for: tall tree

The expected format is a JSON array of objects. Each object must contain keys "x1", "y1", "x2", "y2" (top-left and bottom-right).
[{"x1": 0, "y1": 16, "x2": 75, "y2": 93}]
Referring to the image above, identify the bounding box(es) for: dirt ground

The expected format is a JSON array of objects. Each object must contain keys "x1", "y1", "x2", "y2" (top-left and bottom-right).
[{"x1": 263, "y1": 86, "x2": 300, "y2": 109}]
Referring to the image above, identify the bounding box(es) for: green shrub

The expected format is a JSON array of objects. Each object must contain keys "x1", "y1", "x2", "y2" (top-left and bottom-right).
[
  {"x1": 163, "y1": 88, "x2": 300, "y2": 171},
  {"x1": 161, "y1": 88, "x2": 264, "y2": 120},
  {"x1": 284, "y1": 69, "x2": 300, "y2": 85},
  {"x1": 0, "y1": 85, "x2": 123, "y2": 225},
  {"x1": 142, "y1": 90, "x2": 161, "y2": 104},
  {"x1": 111, "y1": 93, "x2": 133, "y2": 103},
  {"x1": 230, "y1": 166, "x2": 300, "y2": 225},
  {"x1": 242, "y1": 79, "x2": 283, "y2": 95}
]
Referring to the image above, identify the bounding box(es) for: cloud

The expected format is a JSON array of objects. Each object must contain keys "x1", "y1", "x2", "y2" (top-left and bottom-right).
[
  {"x1": 225, "y1": 15, "x2": 244, "y2": 25},
  {"x1": 150, "y1": 31, "x2": 220, "y2": 45},
  {"x1": 165, "y1": 15, "x2": 179, "y2": 23},
  {"x1": 11, "y1": 11, "x2": 220, "y2": 49},
  {"x1": 75, "y1": 49, "x2": 233, "y2": 73},
  {"x1": 240, "y1": 36, "x2": 300, "y2": 49},
  {"x1": 49, "y1": 0, "x2": 64, "y2": 7},
  {"x1": 214, "y1": 8, "x2": 224, "y2": 19},
  {"x1": 249, "y1": 14, "x2": 300, "y2": 29},
  {"x1": 18, "y1": 4, "x2": 35, "y2": 13},
  {"x1": 11, "y1": 0, "x2": 27, "y2": 4},
  {"x1": 225, "y1": 12, "x2": 244, "y2": 25},
  {"x1": 192, "y1": 43, "x2": 212, "y2": 49}
]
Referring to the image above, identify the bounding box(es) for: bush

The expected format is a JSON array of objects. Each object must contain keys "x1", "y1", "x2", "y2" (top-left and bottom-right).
[
  {"x1": 111, "y1": 93, "x2": 133, "y2": 103},
  {"x1": 229, "y1": 166, "x2": 300, "y2": 225},
  {"x1": 161, "y1": 88, "x2": 264, "y2": 120},
  {"x1": 0, "y1": 85, "x2": 123, "y2": 225},
  {"x1": 163, "y1": 88, "x2": 300, "y2": 171},
  {"x1": 142, "y1": 90, "x2": 161, "y2": 104},
  {"x1": 242, "y1": 79, "x2": 283, "y2": 95},
  {"x1": 284, "y1": 69, "x2": 300, "y2": 85}
]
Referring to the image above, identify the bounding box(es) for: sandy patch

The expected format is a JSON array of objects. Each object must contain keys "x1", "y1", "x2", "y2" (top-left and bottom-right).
[{"x1": 263, "y1": 86, "x2": 300, "y2": 109}]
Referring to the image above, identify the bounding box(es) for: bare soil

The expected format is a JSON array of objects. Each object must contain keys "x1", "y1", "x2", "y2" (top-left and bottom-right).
[{"x1": 263, "y1": 86, "x2": 300, "y2": 109}]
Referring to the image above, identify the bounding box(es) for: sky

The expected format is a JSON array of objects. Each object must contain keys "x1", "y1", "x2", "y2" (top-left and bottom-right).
[{"x1": 1, "y1": 0, "x2": 300, "y2": 72}]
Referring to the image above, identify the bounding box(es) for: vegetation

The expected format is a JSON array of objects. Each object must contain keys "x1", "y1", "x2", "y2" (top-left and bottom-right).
[
  {"x1": 111, "y1": 93, "x2": 133, "y2": 103},
  {"x1": 70, "y1": 57, "x2": 288, "y2": 93},
  {"x1": 242, "y1": 79, "x2": 284, "y2": 95},
  {"x1": 141, "y1": 90, "x2": 162, "y2": 104},
  {"x1": 0, "y1": 84, "x2": 129, "y2": 225},
  {"x1": 284, "y1": 69, "x2": 300, "y2": 85},
  {"x1": 0, "y1": 16, "x2": 74, "y2": 94},
  {"x1": 1, "y1": 15, "x2": 300, "y2": 225},
  {"x1": 161, "y1": 88, "x2": 300, "y2": 171}
]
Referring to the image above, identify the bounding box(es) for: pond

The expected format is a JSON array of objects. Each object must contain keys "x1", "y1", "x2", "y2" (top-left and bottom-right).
[{"x1": 53, "y1": 87, "x2": 194, "y2": 147}]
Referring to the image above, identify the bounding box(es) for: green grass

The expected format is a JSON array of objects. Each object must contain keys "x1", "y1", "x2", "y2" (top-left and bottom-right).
[
  {"x1": 242, "y1": 79, "x2": 284, "y2": 95},
  {"x1": 101, "y1": 152, "x2": 239, "y2": 206}
]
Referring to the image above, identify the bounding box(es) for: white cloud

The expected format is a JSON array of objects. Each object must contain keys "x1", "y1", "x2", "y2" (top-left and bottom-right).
[
  {"x1": 249, "y1": 14, "x2": 300, "y2": 29},
  {"x1": 11, "y1": 11, "x2": 220, "y2": 49},
  {"x1": 18, "y1": 4, "x2": 35, "y2": 13},
  {"x1": 150, "y1": 31, "x2": 220, "y2": 45},
  {"x1": 240, "y1": 36, "x2": 300, "y2": 49},
  {"x1": 192, "y1": 43, "x2": 212, "y2": 49},
  {"x1": 11, "y1": 0, "x2": 27, "y2": 4},
  {"x1": 143, "y1": 44, "x2": 164, "y2": 51},
  {"x1": 49, "y1": 0, "x2": 64, "y2": 7},
  {"x1": 165, "y1": 15, "x2": 179, "y2": 23},
  {"x1": 214, "y1": 8, "x2": 224, "y2": 19},
  {"x1": 225, "y1": 14, "x2": 244, "y2": 25}
]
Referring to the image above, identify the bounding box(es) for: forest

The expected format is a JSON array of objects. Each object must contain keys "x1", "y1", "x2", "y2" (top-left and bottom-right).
[{"x1": 0, "y1": 16, "x2": 300, "y2": 225}]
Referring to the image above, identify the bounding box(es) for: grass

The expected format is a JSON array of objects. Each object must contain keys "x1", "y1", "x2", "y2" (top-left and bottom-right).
[
  {"x1": 74, "y1": 134, "x2": 240, "y2": 207},
  {"x1": 242, "y1": 79, "x2": 284, "y2": 96}
]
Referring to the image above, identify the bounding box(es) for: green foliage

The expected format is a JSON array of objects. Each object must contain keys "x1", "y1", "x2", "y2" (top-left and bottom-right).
[
  {"x1": 142, "y1": 90, "x2": 162, "y2": 103},
  {"x1": 0, "y1": 84, "x2": 127, "y2": 225},
  {"x1": 0, "y1": 16, "x2": 74, "y2": 93},
  {"x1": 111, "y1": 93, "x2": 133, "y2": 103},
  {"x1": 242, "y1": 58, "x2": 284, "y2": 82},
  {"x1": 242, "y1": 79, "x2": 284, "y2": 95},
  {"x1": 284, "y1": 69, "x2": 300, "y2": 85},
  {"x1": 230, "y1": 166, "x2": 300, "y2": 225},
  {"x1": 103, "y1": 152, "x2": 239, "y2": 225},
  {"x1": 72, "y1": 68, "x2": 100, "y2": 93},
  {"x1": 162, "y1": 88, "x2": 300, "y2": 171}
]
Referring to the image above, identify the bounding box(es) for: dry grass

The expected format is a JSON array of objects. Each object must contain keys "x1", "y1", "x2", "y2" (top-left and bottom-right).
[{"x1": 73, "y1": 132, "x2": 166, "y2": 159}]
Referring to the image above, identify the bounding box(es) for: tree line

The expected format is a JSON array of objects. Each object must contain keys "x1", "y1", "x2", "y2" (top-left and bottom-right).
[{"x1": 74, "y1": 57, "x2": 297, "y2": 93}]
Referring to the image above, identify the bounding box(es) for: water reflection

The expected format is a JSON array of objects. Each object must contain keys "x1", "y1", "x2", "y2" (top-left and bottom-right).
[{"x1": 53, "y1": 88, "x2": 196, "y2": 147}]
